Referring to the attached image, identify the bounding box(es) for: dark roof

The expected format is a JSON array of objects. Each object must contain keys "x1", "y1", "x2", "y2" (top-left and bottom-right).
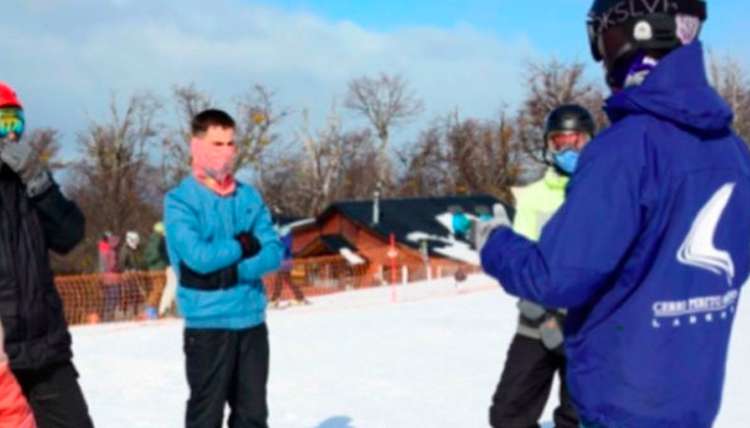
[
  {"x1": 320, "y1": 234, "x2": 358, "y2": 252},
  {"x1": 296, "y1": 234, "x2": 358, "y2": 258},
  {"x1": 318, "y1": 194, "x2": 513, "y2": 255}
]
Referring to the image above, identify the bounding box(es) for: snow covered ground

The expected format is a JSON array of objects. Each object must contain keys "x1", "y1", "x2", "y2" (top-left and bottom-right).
[{"x1": 71, "y1": 275, "x2": 750, "y2": 427}]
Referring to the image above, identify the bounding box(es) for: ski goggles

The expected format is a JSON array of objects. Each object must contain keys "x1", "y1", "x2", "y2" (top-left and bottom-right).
[
  {"x1": 0, "y1": 107, "x2": 25, "y2": 140},
  {"x1": 547, "y1": 131, "x2": 590, "y2": 153}
]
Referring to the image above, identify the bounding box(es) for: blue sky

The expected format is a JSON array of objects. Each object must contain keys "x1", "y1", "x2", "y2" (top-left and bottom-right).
[
  {"x1": 258, "y1": 0, "x2": 743, "y2": 60},
  {"x1": 2, "y1": 0, "x2": 746, "y2": 160}
]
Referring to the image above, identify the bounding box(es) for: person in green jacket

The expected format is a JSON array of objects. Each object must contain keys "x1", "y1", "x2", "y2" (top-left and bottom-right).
[
  {"x1": 488, "y1": 105, "x2": 596, "y2": 428},
  {"x1": 144, "y1": 222, "x2": 171, "y2": 319},
  {"x1": 144, "y1": 222, "x2": 169, "y2": 271}
]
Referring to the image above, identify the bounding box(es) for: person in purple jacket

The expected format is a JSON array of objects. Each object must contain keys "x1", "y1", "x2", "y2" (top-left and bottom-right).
[{"x1": 477, "y1": 1, "x2": 750, "y2": 427}]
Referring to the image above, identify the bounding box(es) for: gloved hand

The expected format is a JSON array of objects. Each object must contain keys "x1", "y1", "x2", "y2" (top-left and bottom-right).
[
  {"x1": 0, "y1": 142, "x2": 52, "y2": 197},
  {"x1": 517, "y1": 300, "x2": 547, "y2": 321},
  {"x1": 235, "y1": 232, "x2": 261, "y2": 259},
  {"x1": 473, "y1": 204, "x2": 512, "y2": 251},
  {"x1": 540, "y1": 315, "x2": 565, "y2": 352},
  {"x1": 0, "y1": 319, "x2": 7, "y2": 364}
]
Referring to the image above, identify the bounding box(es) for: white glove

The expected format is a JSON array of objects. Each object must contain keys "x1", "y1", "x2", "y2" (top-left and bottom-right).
[
  {"x1": 474, "y1": 204, "x2": 512, "y2": 251},
  {"x1": 0, "y1": 319, "x2": 6, "y2": 364}
]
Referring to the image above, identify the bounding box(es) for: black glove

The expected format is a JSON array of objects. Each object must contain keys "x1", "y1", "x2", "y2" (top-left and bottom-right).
[{"x1": 235, "y1": 232, "x2": 261, "y2": 259}]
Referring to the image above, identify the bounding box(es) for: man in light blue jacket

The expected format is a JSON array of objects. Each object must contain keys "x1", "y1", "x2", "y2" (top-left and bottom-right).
[{"x1": 165, "y1": 109, "x2": 283, "y2": 428}]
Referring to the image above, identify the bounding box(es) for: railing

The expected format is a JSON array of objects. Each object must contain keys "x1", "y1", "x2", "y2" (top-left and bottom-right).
[{"x1": 55, "y1": 257, "x2": 477, "y2": 326}]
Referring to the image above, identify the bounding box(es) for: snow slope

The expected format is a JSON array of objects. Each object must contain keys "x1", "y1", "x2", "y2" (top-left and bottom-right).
[{"x1": 71, "y1": 275, "x2": 750, "y2": 427}]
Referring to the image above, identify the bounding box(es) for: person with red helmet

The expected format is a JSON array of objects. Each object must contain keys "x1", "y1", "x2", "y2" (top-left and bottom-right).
[
  {"x1": 0, "y1": 83, "x2": 24, "y2": 142},
  {"x1": 0, "y1": 82, "x2": 93, "y2": 428}
]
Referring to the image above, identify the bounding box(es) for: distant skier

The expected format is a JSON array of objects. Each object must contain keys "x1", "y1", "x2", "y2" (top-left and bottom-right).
[
  {"x1": 269, "y1": 229, "x2": 309, "y2": 308},
  {"x1": 118, "y1": 230, "x2": 142, "y2": 272},
  {"x1": 144, "y1": 222, "x2": 171, "y2": 319},
  {"x1": 98, "y1": 232, "x2": 121, "y2": 321},
  {"x1": 488, "y1": 105, "x2": 595, "y2": 428},
  {"x1": 477, "y1": 1, "x2": 750, "y2": 427},
  {"x1": 119, "y1": 231, "x2": 144, "y2": 316}
]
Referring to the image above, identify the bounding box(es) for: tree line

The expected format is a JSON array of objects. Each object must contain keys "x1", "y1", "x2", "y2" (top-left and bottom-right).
[{"x1": 30, "y1": 56, "x2": 749, "y2": 274}]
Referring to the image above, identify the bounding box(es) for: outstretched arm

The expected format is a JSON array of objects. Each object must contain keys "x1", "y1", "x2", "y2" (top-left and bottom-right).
[{"x1": 481, "y1": 132, "x2": 644, "y2": 308}]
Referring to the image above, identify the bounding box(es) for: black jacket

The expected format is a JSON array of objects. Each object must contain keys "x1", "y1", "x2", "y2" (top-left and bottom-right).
[{"x1": 0, "y1": 169, "x2": 85, "y2": 370}]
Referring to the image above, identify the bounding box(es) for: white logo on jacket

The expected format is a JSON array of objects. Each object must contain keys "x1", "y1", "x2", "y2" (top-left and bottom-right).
[{"x1": 677, "y1": 183, "x2": 736, "y2": 286}]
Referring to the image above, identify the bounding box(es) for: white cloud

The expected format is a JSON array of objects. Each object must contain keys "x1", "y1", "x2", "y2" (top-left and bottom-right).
[{"x1": 1, "y1": 0, "x2": 537, "y2": 157}]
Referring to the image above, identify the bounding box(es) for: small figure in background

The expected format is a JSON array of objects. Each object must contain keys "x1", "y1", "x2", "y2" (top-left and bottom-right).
[
  {"x1": 118, "y1": 231, "x2": 144, "y2": 317},
  {"x1": 98, "y1": 232, "x2": 121, "y2": 321},
  {"x1": 119, "y1": 230, "x2": 142, "y2": 272},
  {"x1": 269, "y1": 230, "x2": 309, "y2": 308},
  {"x1": 144, "y1": 222, "x2": 171, "y2": 319}
]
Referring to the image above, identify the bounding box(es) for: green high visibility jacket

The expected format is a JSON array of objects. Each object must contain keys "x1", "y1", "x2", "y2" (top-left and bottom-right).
[
  {"x1": 512, "y1": 168, "x2": 568, "y2": 345},
  {"x1": 513, "y1": 168, "x2": 568, "y2": 241}
]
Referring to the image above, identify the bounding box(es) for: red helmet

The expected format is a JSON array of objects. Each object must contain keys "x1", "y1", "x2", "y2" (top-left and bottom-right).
[{"x1": 0, "y1": 82, "x2": 22, "y2": 109}]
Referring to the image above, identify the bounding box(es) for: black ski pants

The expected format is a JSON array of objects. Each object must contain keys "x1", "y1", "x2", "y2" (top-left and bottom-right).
[
  {"x1": 13, "y1": 361, "x2": 95, "y2": 428},
  {"x1": 184, "y1": 323, "x2": 270, "y2": 428},
  {"x1": 489, "y1": 334, "x2": 578, "y2": 428}
]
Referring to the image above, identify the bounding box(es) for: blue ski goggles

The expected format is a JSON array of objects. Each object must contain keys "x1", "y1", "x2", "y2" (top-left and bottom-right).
[{"x1": 0, "y1": 107, "x2": 25, "y2": 140}]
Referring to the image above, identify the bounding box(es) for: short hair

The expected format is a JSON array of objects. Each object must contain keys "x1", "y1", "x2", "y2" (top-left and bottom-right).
[{"x1": 191, "y1": 109, "x2": 236, "y2": 136}]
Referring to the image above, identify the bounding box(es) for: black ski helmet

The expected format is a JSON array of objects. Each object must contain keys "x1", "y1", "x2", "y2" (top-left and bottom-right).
[
  {"x1": 587, "y1": 0, "x2": 707, "y2": 87},
  {"x1": 544, "y1": 104, "x2": 596, "y2": 143},
  {"x1": 543, "y1": 105, "x2": 596, "y2": 174}
]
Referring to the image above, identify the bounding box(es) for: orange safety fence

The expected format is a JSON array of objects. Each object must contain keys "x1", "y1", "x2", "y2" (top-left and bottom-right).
[
  {"x1": 54, "y1": 257, "x2": 479, "y2": 326},
  {"x1": 55, "y1": 271, "x2": 167, "y2": 325}
]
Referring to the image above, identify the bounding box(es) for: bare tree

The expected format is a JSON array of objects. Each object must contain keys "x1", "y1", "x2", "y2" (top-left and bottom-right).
[
  {"x1": 256, "y1": 151, "x2": 307, "y2": 216},
  {"x1": 25, "y1": 128, "x2": 65, "y2": 171},
  {"x1": 296, "y1": 107, "x2": 345, "y2": 215},
  {"x1": 398, "y1": 120, "x2": 452, "y2": 197},
  {"x1": 345, "y1": 73, "x2": 423, "y2": 189},
  {"x1": 234, "y1": 85, "x2": 287, "y2": 174},
  {"x1": 61, "y1": 93, "x2": 164, "y2": 272},
  {"x1": 160, "y1": 84, "x2": 212, "y2": 190},
  {"x1": 162, "y1": 84, "x2": 285, "y2": 190},
  {"x1": 515, "y1": 59, "x2": 607, "y2": 175},
  {"x1": 449, "y1": 112, "x2": 522, "y2": 202},
  {"x1": 259, "y1": 106, "x2": 376, "y2": 217},
  {"x1": 710, "y1": 55, "x2": 750, "y2": 145},
  {"x1": 398, "y1": 111, "x2": 525, "y2": 203}
]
